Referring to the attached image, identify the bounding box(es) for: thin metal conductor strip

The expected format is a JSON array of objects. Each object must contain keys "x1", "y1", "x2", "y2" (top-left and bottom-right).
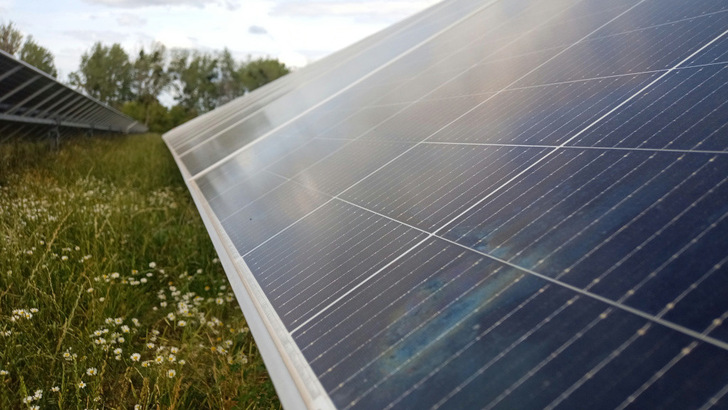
[
  {"x1": 163, "y1": 143, "x2": 335, "y2": 409},
  {"x1": 190, "y1": 0, "x2": 502, "y2": 181},
  {"x1": 699, "y1": 378, "x2": 728, "y2": 410}
]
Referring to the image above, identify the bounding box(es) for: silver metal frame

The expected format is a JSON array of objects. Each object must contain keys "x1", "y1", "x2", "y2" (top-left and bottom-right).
[{"x1": 0, "y1": 50, "x2": 147, "y2": 137}]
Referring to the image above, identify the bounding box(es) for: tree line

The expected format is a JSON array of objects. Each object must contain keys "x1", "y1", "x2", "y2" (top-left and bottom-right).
[{"x1": 0, "y1": 21, "x2": 290, "y2": 133}]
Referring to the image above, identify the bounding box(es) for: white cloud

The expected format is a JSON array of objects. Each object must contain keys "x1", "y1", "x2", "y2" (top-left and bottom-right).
[
  {"x1": 277, "y1": 50, "x2": 307, "y2": 68},
  {"x1": 155, "y1": 28, "x2": 199, "y2": 49},
  {"x1": 116, "y1": 12, "x2": 147, "y2": 26},
  {"x1": 64, "y1": 29, "x2": 129, "y2": 44},
  {"x1": 271, "y1": 0, "x2": 439, "y2": 23},
  {"x1": 82, "y1": 0, "x2": 239, "y2": 9},
  {"x1": 0, "y1": 0, "x2": 13, "y2": 13},
  {"x1": 248, "y1": 25, "x2": 267, "y2": 35}
]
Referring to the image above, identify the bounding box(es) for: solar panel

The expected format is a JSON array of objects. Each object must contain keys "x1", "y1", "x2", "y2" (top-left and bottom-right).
[
  {"x1": 0, "y1": 50, "x2": 146, "y2": 142},
  {"x1": 164, "y1": 0, "x2": 728, "y2": 408}
]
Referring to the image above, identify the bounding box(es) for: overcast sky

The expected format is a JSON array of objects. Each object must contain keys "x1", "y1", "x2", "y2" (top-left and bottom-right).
[{"x1": 0, "y1": 0, "x2": 440, "y2": 81}]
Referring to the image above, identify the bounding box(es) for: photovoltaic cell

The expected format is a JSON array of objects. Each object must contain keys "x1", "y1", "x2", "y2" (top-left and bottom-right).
[
  {"x1": 163, "y1": 0, "x2": 728, "y2": 408},
  {"x1": 570, "y1": 64, "x2": 728, "y2": 150},
  {"x1": 246, "y1": 200, "x2": 428, "y2": 329}
]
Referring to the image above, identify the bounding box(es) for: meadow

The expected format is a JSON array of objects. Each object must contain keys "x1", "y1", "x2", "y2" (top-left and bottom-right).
[{"x1": 0, "y1": 134, "x2": 281, "y2": 409}]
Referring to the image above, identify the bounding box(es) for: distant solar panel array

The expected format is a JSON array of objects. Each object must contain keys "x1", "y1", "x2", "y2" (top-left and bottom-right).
[
  {"x1": 0, "y1": 50, "x2": 146, "y2": 143},
  {"x1": 164, "y1": 0, "x2": 728, "y2": 408}
]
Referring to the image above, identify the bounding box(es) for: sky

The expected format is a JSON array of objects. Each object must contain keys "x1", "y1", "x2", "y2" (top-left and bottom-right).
[{"x1": 0, "y1": 0, "x2": 441, "y2": 82}]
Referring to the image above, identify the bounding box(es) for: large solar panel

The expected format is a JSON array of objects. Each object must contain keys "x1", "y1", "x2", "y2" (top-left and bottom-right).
[
  {"x1": 163, "y1": 0, "x2": 728, "y2": 408},
  {"x1": 0, "y1": 50, "x2": 146, "y2": 142}
]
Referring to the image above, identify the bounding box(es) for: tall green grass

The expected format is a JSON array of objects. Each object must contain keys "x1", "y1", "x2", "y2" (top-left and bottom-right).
[{"x1": 0, "y1": 134, "x2": 281, "y2": 409}]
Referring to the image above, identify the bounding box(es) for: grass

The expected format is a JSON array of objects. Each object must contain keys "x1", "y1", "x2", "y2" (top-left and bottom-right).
[{"x1": 0, "y1": 134, "x2": 281, "y2": 409}]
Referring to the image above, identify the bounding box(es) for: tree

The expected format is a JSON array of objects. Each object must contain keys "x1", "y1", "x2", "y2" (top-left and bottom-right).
[
  {"x1": 0, "y1": 21, "x2": 23, "y2": 54},
  {"x1": 131, "y1": 43, "x2": 170, "y2": 128},
  {"x1": 168, "y1": 104, "x2": 197, "y2": 128},
  {"x1": 121, "y1": 99, "x2": 172, "y2": 133},
  {"x1": 19, "y1": 36, "x2": 57, "y2": 77},
  {"x1": 216, "y1": 48, "x2": 245, "y2": 105},
  {"x1": 69, "y1": 42, "x2": 132, "y2": 107},
  {"x1": 168, "y1": 49, "x2": 219, "y2": 112},
  {"x1": 240, "y1": 58, "x2": 289, "y2": 93},
  {"x1": 131, "y1": 43, "x2": 169, "y2": 101},
  {"x1": 168, "y1": 50, "x2": 290, "y2": 114}
]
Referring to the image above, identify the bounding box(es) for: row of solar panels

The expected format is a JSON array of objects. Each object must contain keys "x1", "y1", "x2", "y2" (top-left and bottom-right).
[
  {"x1": 163, "y1": 2, "x2": 489, "y2": 406},
  {"x1": 0, "y1": 50, "x2": 146, "y2": 142},
  {"x1": 165, "y1": 0, "x2": 728, "y2": 408}
]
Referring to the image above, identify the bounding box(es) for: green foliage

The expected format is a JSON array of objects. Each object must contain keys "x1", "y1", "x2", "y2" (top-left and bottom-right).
[
  {"x1": 121, "y1": 100, "x2": 169, "y2": 134},
  {"x1": 132, "y1": 43, "x2": 170, "y2": 102},
  {"x1": 120, "y1": 101, "x2": 196, "y2": 134},
  {"x1": 0, "y1": 21, "x2": 22, "y2": 54},
  {"x1": 216, "y1": 48, "x2": 246, "y2": 106},
  {"x1": 240, "y1": 58, "x2": 290, "y2": 93},
  {"x1": 168, "y1": 104, "x2": 198, "y2": 128},
  {"x1": 19, "y1": 35, "x2": 57, "y2": 77},
  {"x1": 0, "y1": 134, "x2": 282, "y2": 409},
  {"x1": 0, "y1": 22, "x2": 57, "y2": 78},
  {"x1": 69, "y1": 43, "x2": 133, "y2": 108},
  {"x1": 168, "y1": 49, "x2": 290, "y2": 114},
  {"x1": 128, "y1": 43, "x2": 172, "y2": 130},
  {"x1": 63, "y1": 40, "x2": 290, "y2": 132},
  {"x1": 169, "y1": 49, "x2": 220, "y2": 113}
]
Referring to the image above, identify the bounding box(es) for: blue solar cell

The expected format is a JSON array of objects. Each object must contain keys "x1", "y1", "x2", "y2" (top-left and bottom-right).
[
  {"x1": 552, "y1": 323, "x2": 721, "y2": 409},
  {"x1": 222, "y1": 181, "x2": 330, "y2": 255},
  {"x1": 163, "y1": 0, "x2": 728, "y2": 407},
  {"x1": 245, "y1": 200, "x2": 428, "y2": 329},
  {"x1": 429, "y1": 73, "x2": 658, "y2": 144},
  {"x1": 292, "y1": 139, "x2": 414, "y2": 195},
  {"x1": 207, "y1": 171, "x2": 287, "y2": 220},
  {"x1": 341, "y1": 145, "x2": 549, "y2": 231},
  {"x1": 570, "y1": 64, "x2": 728, "y2": 150}
]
